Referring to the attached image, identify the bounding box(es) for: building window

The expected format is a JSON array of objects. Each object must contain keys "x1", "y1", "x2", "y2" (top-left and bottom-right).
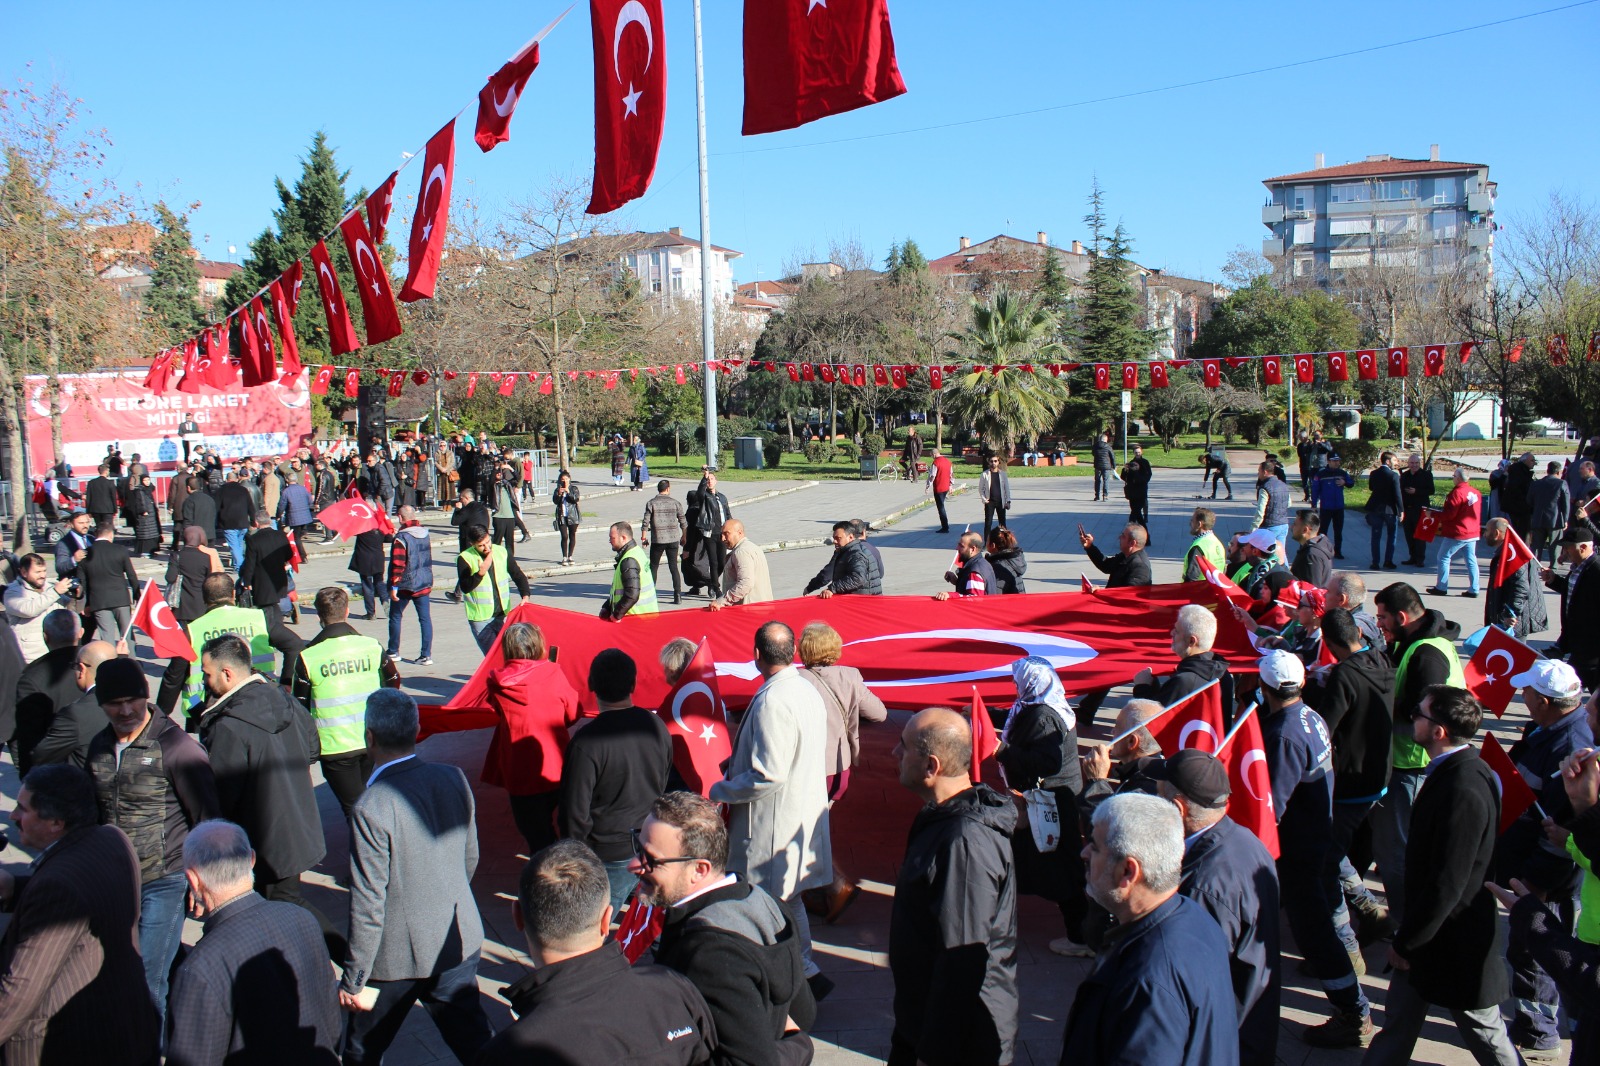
[
  {"x1": 1328, "y1": 218, "x2": 1372, "y2": 236},
  {"x1": 671, "y1": 276, "x2": 682, "y2": 293},
  {"x1": 1431, "y1": 210, "x2": 1457, "y2": 241},
  {"x1": 1376, "y1": 179, "x2": 1418, "y2": 201},
  {"x1": 651, "y1": 279, "x2": 662, "y2": 293},
  {"x1": 1330, "y1": 183, "x2": 1371, "y2": 204},
  {"x1": 1432, "y1": 176, "x2": 1459, "y2": 205},
  {"x1": 1292, "y1": 221, "x2": 1315, "y2": 245},
  {"x1": 1293, "y1": 186, "x2": 1312, "y2": 212},
  {"x1": 1294, "y1": 257, "x2": 1315, "y2": 278}
]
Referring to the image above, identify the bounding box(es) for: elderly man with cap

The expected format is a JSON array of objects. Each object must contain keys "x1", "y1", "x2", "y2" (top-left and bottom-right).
[
  {"x1": 1257, "y1": 649, "x2": 1373, "y2": 1048},
  {"x1": 1154, "y1": 749, "x2": 1281, "y2": 1066},
  {"x1": 1492, "y1": 658, "x2": 1593, "y2": 1057},
  {"x1": 1544, "y1": 524, "x2": 1600, "y2": 689}
]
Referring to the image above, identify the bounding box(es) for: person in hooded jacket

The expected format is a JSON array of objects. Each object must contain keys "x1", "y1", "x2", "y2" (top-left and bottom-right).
[
  {"x1": 1290, "y1": 509, "x2": 1335, "y2": 589},
  {"x1": 803, "y1": 523, "x2": 881, "y2": 597},
  {"x1": 484, "y1": 623, "x2": 581, "y2": 855},
  {"x1": 637, "y1": 792, "x2": 818, "y2": 1066},
  {"x1": 890, "y1": 708, "x2": 1018, "y2": 1066},
  {"x1": 985, "y1": 527, "x2": 1027, "y2": 594}
]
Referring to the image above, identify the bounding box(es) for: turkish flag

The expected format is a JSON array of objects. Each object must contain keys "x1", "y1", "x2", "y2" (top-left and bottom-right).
[
  {"x1": 1413, "y1": 507, "x2": 1442, "y2": 543},
  {"x1": 785, "y1": 363, "x2": 799, "y2": 382},
  {"x1": 852, "y1": 365, "x2": 867, "y2": 386},
  {"x1": 970, "y1": 686, "x2": 999, "y2": 784},
  {"x1": 465, "y1": 372, "x2": 479, "y2": 398},
  {"x1": 657, "y1": 639, "x2": 733, "y2": 796},
  {"x1": 1548, "y1": 334, "x2": 1570, "y2": 365},
  {"x1": 1147, "y1": 680, "x2": 1227, "y2": 755},
  {"x1": 1491, "y1": 526, "x2": 1536, "y2": 590},
  {"x1": 498, "y1": 372, "x2": 517, "y2": 396},
  {"x1": 928, "y1": 366, "x2": 942, "y2": 389},
  {"x1": 249, "y1": 297, "x2": 279, "y2": 384},
  {"x1": 269, "y1": 278, "x2": 302, "y2": 383},
  {"x1": 1202, "y1": 359, "x2": 1221, "y2": 388},
  {"x1": 202, "y1": 321, "x2": 235, "y2": 389},
  {"x1": 1093, "y1": 364, "x2": 1110, "y2": 390},
  {"x1": 1149, "y1": 362, "x2": 1169, "y2": 388},
  {"x1": 343, "y1": 368, "x2": 361, "y2": 399},
  {"x1": 1423, "y1": 344, "x2": 1446, "y2": 377},
  {"x1": 1355, "y1": 349, "x2": 1379, "y2": 380},
  {"x1": 1262, "y1": 356, "x2": 1282, "y2": 385},
  {"x1": 170, "y1": 341, "x2": 200, "y2": 396},
  {"x1": 1508, "y1": 339, "x2": 1525, "y2": 364},
  {"x1": 418, "y1": 584, "x2": 1259, "y2": 735},
  {"x1": 340, "y1": 212, "x2": 404, "y2": 345},
  {"x1": 131, "y1": 581, "x2": 195, "y2": 662},
  {"x1": 318, "y1": 497, "x2": 394, "y2": 541},
  {"x1": 308, "y1": 239, "x2": 362, "y2": 357},
  {"x1": 1481, "y1": 733, "x2": 1540, "y2": 833},
  {"x1": 538, "y1": 374, "x2": 554, "y2": 395},
  {"x1": 236, "y1": 307, "x2": 265, "y2": 387},
  {"x1": 873, "y1": 364, "x2": 889, "y2": 386},
  {"x1": 143, "y1": 349, "x2": 178, "y2": 393},
  {"x1": 1194, "y1": 553, "x2": 1251, "y2": 607},
  {"x1": 401, "y1": 121, "x2": 456, "y2": 302},
  {"x1": 615, "y1": 884, "x2": 664, "y2": 964},
  {"x1": 587, "y1": 0, "x2": 667, "y2": 214},
  {"x1": 1218, "y1": 703, "x2": 1280, "y2": 859},
  {"x1": 742, "y1": 0, "x2": 906, "y2": 135},
  {"x1": 1122, "y1": 363, "x2": 1138, "y2": 390},
  {"x1": 800, "y1": 362, "x2": 815, "y2": 382},
  {"x1": 366, "y1": 171, "x2": 397, "y2": 246},
  {"x1": 1459, "y1": 341, "x2": 1476, "y2": 365},
  {"x1": 310, "y1": 366, "x2": 334, "y2": 395},
  {"x1": 1464, "y1": 626, "x2": 1539, "y2": 717},
  {"x1": 1326, "y1": 351, "x2": 1349, "y2": 382},
  {"x1": 1387, "y1": 346, "x2": 1409, "y2": 378},
  {"x1": 413, "y1": 369, "x2": 431, "y2": 386},
  {"x1": 476, "y1": 42, "x2": 541, "y2": 152},
  {"x1": 284, "y1": 528, "x2": 303, "y2": 574},
  {"x1": 890, "y1": 365, "x2": 906, "y2": 389},
  {"x1": 387, "y1": 370, "x2": 406, "y2": 399},
  {"x1": 1293, "y1": 354, "x2": 1315, "y2": 384}
]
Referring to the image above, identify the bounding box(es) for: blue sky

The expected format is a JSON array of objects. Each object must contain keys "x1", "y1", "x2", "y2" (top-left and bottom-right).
[{"x1": 6, "y1": 0, "x2": 1597, "y2": 286}]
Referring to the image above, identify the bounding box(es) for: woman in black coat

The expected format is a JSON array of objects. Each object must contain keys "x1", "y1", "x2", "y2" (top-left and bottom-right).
[
  {"x1": 348, "y1": 510, "x2": 390, "y2": 619},
  {"x1": 129, "y1": 475, "x2": 161, "y2": 557},
  {"x1": 164, "y1": 526, "x2": 222, "y2": 625},
  {"x1": 995, "y1": 656, "x2": 1087, "y2": 955},
  {"x1": 985, "y1": 527, "x2": 1027, "y2": 594},
  {"x1": 551, "y1": 471, "x2": 581, "y2": 566}
]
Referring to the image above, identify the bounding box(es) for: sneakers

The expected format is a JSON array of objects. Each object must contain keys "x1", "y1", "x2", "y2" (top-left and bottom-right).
[
  {"x1": 1461, "y1": 590, "x2": 1480, "y2": 598},
  {"x1": 1425, "y1": 587, "x2": 1450, "y2": 596},
  {"x1": 408, "y1": 656, "x2": 434, "y2": 666},
  {"x1": 1048, "y1": 936, "x2": 1096, "y2": 958},
  {"x1": 1516, "y1": 1043, "x2": 1562, "y2": 1065},
  {"x1": 1303, "y1": 1010, "x2": 1374, "y2": 1049}
]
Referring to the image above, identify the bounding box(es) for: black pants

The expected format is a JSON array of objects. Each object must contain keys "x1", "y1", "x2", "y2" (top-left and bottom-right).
[
  {"x1": 1324, "y1": 507, "x2": 1346, "y2": 556},
  {"x1": 492, "y1": 517, "x2": 517, "y2": 554},
  {"x1": 509, "y1": 791, "x2": 560, "y2": 855},
  {"x1": 558, "y1": 522, "x2": 578, "y2": 560},
  {"x1": 696, "y1": 532, "x2": 727, "y2": 595},
  {"x1": 158, "y1": 652, "x2": 192, "y2": 718},
  {"x1": 342, "y1": 953, "x2": 492, "y2": 1066},
  {"x1": 1127, "y1": 492, "x2": 1149, "y2": 529},
  {"x1": 933, "y1": 491, "x2": 949, "y2": 532},
  {"x1": 1402, "y1": 509, "x2": 1427, "y2": 563},
  {"x1": 648, "y1": 542, "x2": 682, "y2": 597},
  {"x1": 1207, "y1": 471, "x2": 1232, "y2": 498},
  {"x1": 983, "y1": 503, "x2": 1007, "y2": 537},
  {"x1": 258, "y1": 873, "x2": 346, "y2": 962},
  {"x1": 321, "y1": 750, "x2": 374, "y2": 819}
]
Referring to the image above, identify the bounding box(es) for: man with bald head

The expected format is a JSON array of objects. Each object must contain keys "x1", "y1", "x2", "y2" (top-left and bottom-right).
[
  {"x1": 1080, "y1": 522, "x2": 1152, "y2": 587},
  {"x1": 30, "y1": 641, "x2": 117, "y2": 769},
  {"x1": 889, "y1": 708, "x2": 1018, "y2": 1066},
  {"x1": 709, "y1": 519, "x2": 771, "y2": 610}
]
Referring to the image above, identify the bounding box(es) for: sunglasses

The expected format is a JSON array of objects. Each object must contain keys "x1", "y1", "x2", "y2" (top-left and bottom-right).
[{"x1": 630, "y1": 828, "x2": 702, "y2": 873}]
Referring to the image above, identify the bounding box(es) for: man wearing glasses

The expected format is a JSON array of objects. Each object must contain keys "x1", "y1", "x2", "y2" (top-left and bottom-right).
[{"x1": 633, "y1": 792, "x2": 816, "y2": 1066}]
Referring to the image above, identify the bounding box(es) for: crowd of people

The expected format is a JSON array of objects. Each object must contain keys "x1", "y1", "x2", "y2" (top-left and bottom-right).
[{"x1": 2, "y1": 430, "x2": 1600, "y2": 1066}]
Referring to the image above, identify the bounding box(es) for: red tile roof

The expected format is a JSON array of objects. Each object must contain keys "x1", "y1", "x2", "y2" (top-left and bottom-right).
[
  {"x1": 736, "y1": 280, "x2": 797, "y2": 297},
  {"x1": 1265, "y1": 158, "x2": 1486, "y2": 184},
  {"x1": 198, "y1": 260, "x2": 241, "y2": 280}
]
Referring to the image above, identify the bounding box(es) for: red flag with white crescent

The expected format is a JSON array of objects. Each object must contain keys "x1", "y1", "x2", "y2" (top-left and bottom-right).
[
  {"x1": 1481, "y1": 733, "x2": 1540, "y2": 833},
  {"x1": 1412, "y1": 507, "x2": 1442, "y2": 543},
  {"x1": 236, "y1": 305, "x2": 266, "y2": 387},
  {"x1": 1149, "y1": 362, "x2": 1169, "y2": 388},
  {"x1": 202, "y1": 322, "x2": 236, "y2": 389},
  {"x1": 343, "y1": 368, "x2": 361, "y2": 399},
  {"x1": 143, "y1": 349, "x2": 178, "y2": 393},
  {"x1": 1194, "y1": 553, "x2": 1251, "y2": 607},
  {"x1": 1387, "y1": 346, "x2": 1409, "y2": 378},
  {"x1": 366, "y1": 172, "x2": 397, "y2": 247},
  {"x1": 131, "y1": 581, "x2": 195, "y2": 662},
  {"x1": 656, "y1": 639, "x2": 733, "y2": 796},
  {"x1": 339, "y1": 212, "x2": 404, "y2": 345},
  {"x1": 1261, "y1": 356, "x2": 1282, "y2": 385},
  {"x1": 890, "y1": 365, "x2": 906, "y2": 388},
  {"x1": 873, "y1": 364, "x2": 889, "y2": 386},
  {"x1": 1146, "y1": 679, "x2": 1227, "y2": 756},
  {"x1": 1202, "y1": 360, "x2": 1221, "y2": 388},
  {"x1": 1491, "y1": 526, "x2": 1536, "y2": 590},
  {"x1": 401, "y1": 122, "x2": 456, "y2": 302},
  {"x1": 1423, "y1": 344, "x2": 1446, "y2": 377},
  {"x1": 1355, "y1": 349, "x2": 1379, "y2": 380},
  {"x1": 800, "y1": 363, "x2": 815, "y2": 382},
  {"x1": 175, "y1": 342, "x2": 203, "y2": 395},
  {"x1": 1326, "y1": 351, "x2": 1349, "y2": 382},
  {"x1": 1459, "y1": 341, "x2": 1476, "y2": 365},
  {"x1": 587, "y1": 0, "x2": 667, "y2": 215},
  {"x1": 615, "y1": 884, "x2": 664, "y2": 963},
  {"x1": 928, "y1": 366, "x2": 942, "y2": 389},
  {"x1": 741, "y1": 0, "x2": 906, "y2": 136},
  {"x1": 1464, "y1": 625, "x2": 1539, "y2": 717},
  {"x1": 498, "y1": 372, "x2": 517, "y2": 396},
  {"x1": 1294, "y1": 354, "x2": 1315, "y2": 384},
  {"x1": 309, "y1": 239, "x2": 362, "y2": 357},
  {"x1": 786, "y1": 363, "x2": 799, "y2": 382},
  {"x1": 1093, "y1": 364, "x2": 1110, "y2": 390},
  {"x1": 1217, "y1": 703, "x2": 1280, "y2": 859},
  {"x1": 1121, "y1": 363, "x2": 1138, "y2": 390},
  {"x1": 270, "y1": 278, "x2": 302, "y2": 383},
  {"x1": 476, "y1": 42, "x2": 542, "y2": 152},
  {"x1": 318, "y1": 497, "x2": 393, "y2": 541},
  {"x1": 387, "y1": 370, "x2": 406, "y2": 399},
  {"x1": 310, "y1": 366, "x2": 334, "y2": 395}
]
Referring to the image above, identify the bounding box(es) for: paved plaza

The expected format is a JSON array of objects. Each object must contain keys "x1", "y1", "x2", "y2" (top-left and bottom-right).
[{"x1": 0, "y1": 460, "x2": 1550, "y2": 1065}]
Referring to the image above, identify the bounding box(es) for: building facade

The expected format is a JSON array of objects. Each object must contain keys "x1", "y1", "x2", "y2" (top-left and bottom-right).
[
  {"x1": 619, "y1": 227, "x2": 742, "y2": 306},
  {"x1": 1260, "y1": 147, "x2": 1495, "y2": 288}
]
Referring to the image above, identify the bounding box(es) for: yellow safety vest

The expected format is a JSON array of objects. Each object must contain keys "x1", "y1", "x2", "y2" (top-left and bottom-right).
[
  {"x1": 185, "y1": 605, "x2": 274, "y2": 710},
  {"x1": 608, "y1": 543, "x2": 659, "y2": 617},
  {"x1": 297, "y1": 633, "x2": 385, "y2": 757},
  {"x1": 459, "y1": 544, "x2": 513, "y2": 622}
]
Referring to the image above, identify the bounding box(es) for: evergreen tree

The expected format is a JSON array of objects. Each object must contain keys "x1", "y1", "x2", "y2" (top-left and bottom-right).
[
  {"x1": 1035, "y1": 245, "x2": 1071, "y2": 332},
  {"x1": 144, "y1": 202, "x2": 205, "y2": 342},
  {"x1": 1069, "y1": 182, "x2": 1159, "y2": 435}
]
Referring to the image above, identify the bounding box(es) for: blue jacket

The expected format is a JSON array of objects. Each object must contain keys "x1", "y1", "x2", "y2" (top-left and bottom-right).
[
  {"x1": 1495, "y1": 707, "x2": 1595, "y2": 892},
  {"x1": 1060, "y1": 893, "x2": 1239, "y2": 1066},
  {"x1": 277, "y1": 483, "x2": 314, "y2": 527},
  {"x1": 1311, "y1": 466, "x2": 1355, "y2": 511},
  {"x1": 1181, "y1": 817, "x2": 1280, "y2": 1066},
  {"x1": 1261, "y1": 700, "x2": 1334, "y2": 857}
]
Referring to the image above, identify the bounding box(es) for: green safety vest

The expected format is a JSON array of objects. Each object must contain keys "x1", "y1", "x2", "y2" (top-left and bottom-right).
[
  {"x1": 1392, "y1": 635, "x2": 1465, "y2": 770},
  {"x1": 1189, "y1": 532, "x2": 1226, "y2": 573},
  {"x1": 459, "y1": 544, "x2": 513, "y2": 622},
  {"x1": 608, "y1": 544, "x2": 659, "y2": 617},
  {"x1": 185, "y1": 604, "x2": 275, "y2": 710},
  {"x1": 298, "y1": 634, "x2": 384, "y2": 757}
]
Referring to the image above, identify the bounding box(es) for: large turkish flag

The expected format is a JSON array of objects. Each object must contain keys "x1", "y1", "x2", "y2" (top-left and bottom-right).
[
  {"x1": 742, "y1": 0, "x2": 907, "y2": 135},
  {"x1": 308, "y1": 240, "x2": 362, "y2": 357},
  {"x1": 1217, "y1": 702, "x2": 1280, "y2": 859},
  {"x1": 657, "y1": 639, "x2": 733, "y2": 797},
  {"x1": 400, "y1": 121, "x2": 456, "y2": 303},
  {"x1": 1464, "y1": 625, "x2": 1538, "y2": 717},
  {"x1": 588, "y1": 0, "x2": 666, "y2": 215},
  {"x1": 339, "y1": 212, "x2": 404, "y2": 345},
  {"x1": 418, "y1": 583, "x2": 1258, "y2": 736},
  {"x1": 475, "y1": 42, "x2": 541, "y2": 152}
]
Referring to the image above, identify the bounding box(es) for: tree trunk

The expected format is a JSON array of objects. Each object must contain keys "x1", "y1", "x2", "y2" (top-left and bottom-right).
[
  {"x1": 935, "y1": 393, "x2": 944, "y2": 452},
  {"x1": 551, "y1": 372, "x2": 571, "y2": 470},
  {"x1": 0, "y1": 369, "x2": 26, "y2": 551},
  {"x1": 45, "y1": 317, "x2": 63, "y2": 462}
]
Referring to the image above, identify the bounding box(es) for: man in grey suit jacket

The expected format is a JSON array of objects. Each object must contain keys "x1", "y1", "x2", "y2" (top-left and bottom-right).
[{"x1": 339, "y1": 690, "x2": 493, "y2": 1065}]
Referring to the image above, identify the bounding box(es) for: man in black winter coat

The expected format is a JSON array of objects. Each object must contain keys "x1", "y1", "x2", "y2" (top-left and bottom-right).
[
  {"x1": 1131, "y1": 604, "x2": 1237, "y2": 728},
  {"x1": 478, "y1": 840, "x2": 716, "y2": 1066},
  {"x1": 1399, "y1": 454, "x2": 1437, "y2": 566},
  {"x1": 803, "y1": 523, "x2": 881, "y2": 597},
  {"x1": 84, "y1": 463, "x2": 120, "y2": 528},
  {"x1": 636, "y1": 792, "x2": 816, "y2": 1066},
  {"x1": 1079, "y1": 522, "x2": 1152, "y2": 587},
  {"x1": 1502, "y1": 452, "x2": 1537, "y2": 539},
  {"x1": 1544, "y1": 525, "x2": 1600, "y2": 690},
  {"x1": 1289, "y1": 510, "x2": 1335, "y2": 589},
  {"x1": 889, "y1": 708, "x2": 1018, "y2": 1066},
  {"x1": 237, "y1": 511, "x2": 293, "y2": 628}
]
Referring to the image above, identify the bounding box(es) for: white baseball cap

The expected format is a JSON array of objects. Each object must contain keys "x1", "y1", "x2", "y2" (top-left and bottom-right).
[
  {"x1": 1241, "y1": 529, "x2": 1278, "y2": 552},
  {"x1": 1510, "y1": 659, "x2": 1583, "y2": 700},
  {"x1": 1258, "y1": 649, "x2": 1306, "y2": 690}
]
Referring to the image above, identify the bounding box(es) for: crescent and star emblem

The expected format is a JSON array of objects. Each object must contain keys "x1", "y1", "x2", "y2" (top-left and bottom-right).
[
  {"x1": 729, "y1": 628, "x2": 1097, "y2": 690},
  {"x1": 421, "y1": 167, "x2": 447, "y2": 242},
  {"x1": 1239, "y1": 749, "x2": 1272, "y2": 805},
  {"x1": 1483, "y1": 648, "x2": 1516, "y2": 684},
  {"x1": 613, "y1": 1, "x2": 654, "y2": 118},
  {"x1": 493, "y1": 83, "x2": 520, "y2": 117},
  {"x1": 808, "y1": 0, "x2": 826, "y2": 10},
  {"x1": 350, "y1": 502, "x2": 372, "y2": 522},
  {"x1": 669, "y1": 681, "x2": 724, "y2": 743},
  {"x1": 355, "y1": 240, "x2": 382, "y2": 297},
  {"x1": 318, "y1": 262, "x2": 341, "y2": 315},
  {"x1": 1178, "y1": 720, "x2": 1220, "y2": 752},
  {"x1": 151, "y1": 602, "x2": 177, "y2": 632}
]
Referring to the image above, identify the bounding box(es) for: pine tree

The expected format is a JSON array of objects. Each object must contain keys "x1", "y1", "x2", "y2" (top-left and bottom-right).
[
  {"x1": 1035, "y1": 246, "x2": 1071, "y2": 331},
  {"x1": 144, "y1": 202, "x2": 205, "y2": 343}
]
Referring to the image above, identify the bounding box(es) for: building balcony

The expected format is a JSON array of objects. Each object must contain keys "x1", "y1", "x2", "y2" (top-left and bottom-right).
[
  {"x1": 1467, "y1": 192, "x2": 1494, "y2": 214},
  {"x1": 1262, "y1": 204, "x2": 1285, "y2": 225},
  {"x1": 1262, "y1": 238, "x2": 1284, "y2": 258},
  {"x1": 1466, "y1": 225, "x2": 1492, "y2": 249}
]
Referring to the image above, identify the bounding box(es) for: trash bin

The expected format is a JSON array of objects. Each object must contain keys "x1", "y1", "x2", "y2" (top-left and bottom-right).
[{"x1": 733, "y1": 436, "x2": 764, "y2": 471}]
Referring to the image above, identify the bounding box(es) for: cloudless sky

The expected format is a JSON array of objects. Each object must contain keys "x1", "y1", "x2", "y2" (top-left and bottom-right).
[{"x1": 6, "y1": 0, "x2": 1598, "y2": 288}]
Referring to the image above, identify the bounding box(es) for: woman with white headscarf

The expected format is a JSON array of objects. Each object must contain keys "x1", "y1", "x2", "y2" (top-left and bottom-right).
[{"x1": 996, "y1": 655, "x2": 1090, "y2": 957}]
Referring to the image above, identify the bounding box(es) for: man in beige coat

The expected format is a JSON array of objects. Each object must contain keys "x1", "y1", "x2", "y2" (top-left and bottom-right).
[
  {"x1": 709, "y1": 520, "x2": 772, "y2": 610},
  {"x1": 709, "y1": 620, "x2": 835, "y2": 998}
]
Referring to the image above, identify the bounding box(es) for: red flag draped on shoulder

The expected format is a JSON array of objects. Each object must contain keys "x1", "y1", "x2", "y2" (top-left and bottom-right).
[
  {"x1": 131, "y1": 581, "x2": 195, "y2": 661},
  {"x1": 970, "y1": 686, "x2": 998, "y2": 783},
  {"x1": 476, "y1": 42, "x2": 542, "y2": 152},
  {"x1": 1216, "y1": 702, "x2": 1280, "y2": 859},
  {"x1": 1464, "y1": 626, "x2": 1539, "y2": 717},
  {"x1": 309, "y1": 239, "x2": 362, "y2": 357},
  {"x1": 400, "y1": 121, "x2": 456, "y2": 302},
  {"x1": 656, "y1": 639, "x2": 733, "y2": 796},
  {"x1": 742, "y1": 0, "x2": 907, "y2": 135},
  {"x1": 339, "y1": 212, "x2": 404, "y2": 345},
  {"x1": 1481, "y1": 733, "x2": 1539, "y2": 833},
  {"x1": 587, "y1": 0, "x2": 667, "y2": 214}
]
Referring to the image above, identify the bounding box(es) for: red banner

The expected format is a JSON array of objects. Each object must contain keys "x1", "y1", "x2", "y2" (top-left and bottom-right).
[{"x1": 418, "y1": 583, "x2": 1257, "y2": 736}]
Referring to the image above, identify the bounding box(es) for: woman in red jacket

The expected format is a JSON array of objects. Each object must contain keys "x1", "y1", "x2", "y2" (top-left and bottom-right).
[
  {"x1": 1429, "y1": 467, "x2": 1483, "y2": 597},
  {"x1": 484, "y1": 622, "x2": 582, "y2": 852}
]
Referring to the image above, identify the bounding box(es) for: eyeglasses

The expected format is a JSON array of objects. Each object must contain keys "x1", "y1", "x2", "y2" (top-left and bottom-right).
[
  {"x1": 630, "y1": 828, "x2": 702, "y2": 872},
  {"x1": 1410, "y1": 709, "x2": 1445, "y2": 728}
]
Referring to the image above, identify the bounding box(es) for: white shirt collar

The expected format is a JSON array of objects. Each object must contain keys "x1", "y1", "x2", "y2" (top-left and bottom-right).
[
  {"x1": 673, "y1": 872, "x2": 738, "y2": 909},
  {"x1": 367, "y1": 753, "x2": 417, "y2": 788}
]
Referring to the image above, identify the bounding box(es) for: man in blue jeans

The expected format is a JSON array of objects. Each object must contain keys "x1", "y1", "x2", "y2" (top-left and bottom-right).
[
  {"x1": 83, "y1": 656, "x2": 220, "y2": 1036},
  {"x1": 386, "y1": 505, "x2": 435, "y2": 665}
]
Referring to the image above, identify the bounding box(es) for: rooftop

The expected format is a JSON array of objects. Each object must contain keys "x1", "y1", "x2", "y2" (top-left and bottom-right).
[{"x1": 1265, "y1": 156, "x2": 1487, "y2": 185}]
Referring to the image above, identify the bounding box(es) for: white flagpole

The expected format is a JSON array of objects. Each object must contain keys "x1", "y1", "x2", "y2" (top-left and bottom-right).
[
  {"x1": 1102, "y1": 677, "x2": 1223, "y2": 748},
  {"x1": 691, "y1": 0, "x2": 720, "y2": 468},
  {"x1": 1215, "y1": 701, "x2": 1261, "y2": 755}
]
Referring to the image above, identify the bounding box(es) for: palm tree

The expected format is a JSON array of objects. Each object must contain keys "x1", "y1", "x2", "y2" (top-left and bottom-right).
[{"x1": 945, "y1": 287, "x2": 1071, "y2": 456}]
